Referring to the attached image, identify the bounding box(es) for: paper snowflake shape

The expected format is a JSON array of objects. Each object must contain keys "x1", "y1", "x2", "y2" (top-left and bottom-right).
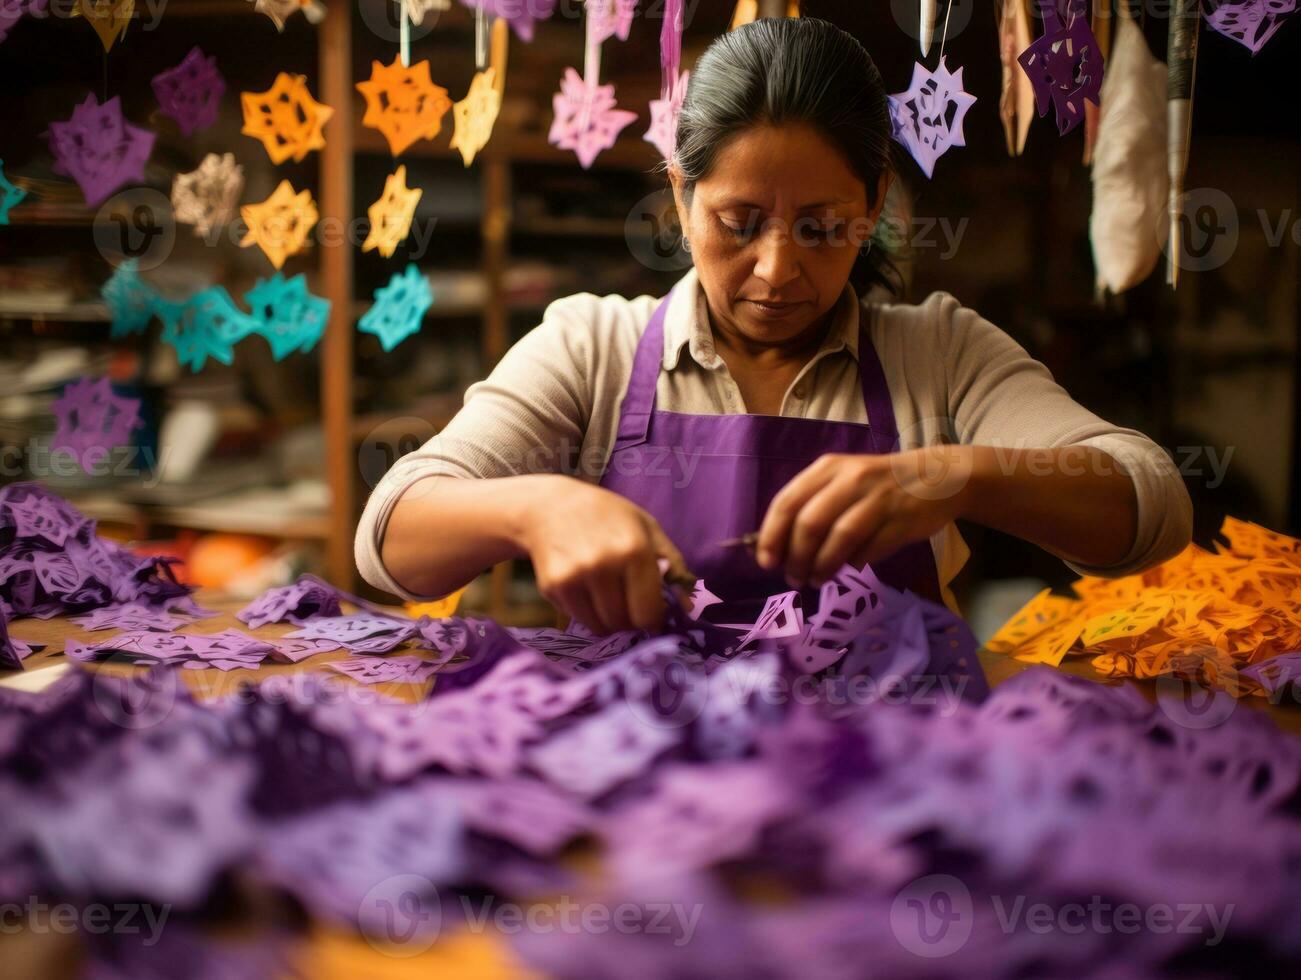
[
  {"x1": 240, "y1": 179, "x2": 318, "y2": 269},
  {"x1": 244, "y1": 272, "x2": 331, "y2": 359},
  {"x1": 358, "y1": 264, "x2": 432, "y2": 352},
  {"x1": 47, "y1": 93, "x2": 155, "y2": 208},
  {"x1": 888, "y1": 57, "x2": 977, "y2": 179},
  {"x1": 50, "y1": 376, "x2": 141, "y2": 471},
  {"x1": 152, "y1": 46, "x2": 226, "y2": 136},
  {"x1": 459, "y1": 0, "x2": 556, "y2": 41},
  {"x1": 363, "y1": 165, "x2": 423, "y2": 258},
  {"x1": 644, "y1": 68, "x2": 688, "y2": 162},
  {"x1": 249, "y1": 0, "x2": 316, "y2": 30},
  {"x1": 101, "y1": 258, "x2": 160, "y2": 338},
  {"x1": 76, "y1": 0, "x2": 134, "y2": 52},
  {"x1": 159, "y1": 286, "x2": 259, "y2": 372},
  {"x1": 0, "y1": 158, "x2": 26, "y2": 224},
  {"x1": 0, "y1": 0, "x2": 47, "y2": 45},
  {"x1": 1017, "y1": 13, "x2": 1103, "y2": 136},
  {"x1": 356, "y1": 57, "x2": 452, "y2": 157},
  {"x1": 549, "y1": 68, "x2": 638, "y2": 170},
  {"x1": 588, "y1": 0, "x2": 638, "y2": 43},
  {"x1": 171, "y1": 152, "x2": 244, "y2": 238},
  {"x1": 450, "y1": 67, "x2": 502, "y2": 167},
  {"x1": 241, "y1": 72, "x2": 332, "y2": 164},
  {"x1": 1205, "y1": 0, "x2": 1296, "y2": 55}
]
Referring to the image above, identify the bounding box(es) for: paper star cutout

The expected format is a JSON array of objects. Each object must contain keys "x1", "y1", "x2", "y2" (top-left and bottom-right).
[
  {"x1": 888, "y1": 57, "x2": 977, "y2": 179},
  {"x1": 159, "y1": 286, "x2": 260, "y2": 372},
  {"x1": 241, "y1": 72, "x2": 332, "y2": 164},
  {"x1": 47, "y1": 94, "x2": 155, "y2": 208},
  {"x1": 0, "y1": 158, "x2": 26, "y2": 224},
  {"x1": 450, "y1": 67, "x2": 502, "y2": 167},
  {"x1": 152, "y1": 46, "x2": 226, "y2": 136},
  {"x1": 644, "y1": 68, "x2": 688, "y2": 162},
  {"x1": 240, "y1": 179, "x2": 318, "y2": 269},
  {"x1": 50, "y1": 376, "x2": 142, "y2": 471},
  {"x1": 548, "y1": 68, "x2": 638, "y2": 170},
  {"x1": 249, "y1": 0, "x2": 317, "y2": 30},
  {"x1": 244, "y1": 272, "x2": 331, "y2": 359},
  {"x1": 363, "y1": 165, "x2": 423, "y2": 258},
  {"x1": 588, "y1": 0, "x2": 638, "y2": 43},
  {"x1": 172, "y1": 152, "x2": 244, "y2": 238},
  {"x1": 459, "y1": 0, "x2": 556, "y2": 41},
  {"x1": 101, "y1": 258, "x2": 160, "y2": 338},
  {"x1": 356, "y1": 57, "x2": 452, "y2": 157},
  {"x1": 75, "y1": 0, "x2": 134, "y2": 52},
  {"x1": 358, "y1": 264, "x2": 432, "y2": 352},
  {"x1": 1206, "y1": 0, "x2": 1296, "y2": 54},
  {"x1": 0, "y1": 1, "x2": 47, "y2": 46},
  {"x1": 1017, "y1": 11, "x2": 1104, "y2": 135}
]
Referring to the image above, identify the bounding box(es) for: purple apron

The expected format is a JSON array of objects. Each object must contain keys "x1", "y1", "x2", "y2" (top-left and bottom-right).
[{"x1": 599, "y1": 291, "x2": 944, "y2": 624}]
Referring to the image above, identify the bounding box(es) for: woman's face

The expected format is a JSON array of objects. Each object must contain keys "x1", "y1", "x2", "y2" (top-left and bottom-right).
[{"x1": 670, "y1": 122, "x2": 888, "y2": 350}]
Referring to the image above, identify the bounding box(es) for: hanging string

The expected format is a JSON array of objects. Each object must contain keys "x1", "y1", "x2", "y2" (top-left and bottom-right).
[
  {"x1": 582, "y1": 2, "x2": 601, "y2": 93},
  {"x1": 936, "y1": 0, "x2": 955, "y2": 61},
  {"x1": 399, "y1": 0, "x2": 411, "y2": 67}
]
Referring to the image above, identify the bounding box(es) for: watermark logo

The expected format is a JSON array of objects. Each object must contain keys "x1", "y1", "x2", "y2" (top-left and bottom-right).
[
  {"x1": 888, "y1": 0, "x2": 975, "y2": 48},
  {"x1": 357, "y1": 416, "x2": 440, "y2": 490},
  {"x1": 359, "y1": 874, "x2": 442, "y2": 956},
  {"x1": 90, "y1": 665, "x2": 182, "y2": 731},
  {"x1": 93, "y1": 188, "x2": 175, "y2": 271},
  {"x1": 1161, "y1": 187, "x2": 1239, "y2": 274},
  {"x1": 626, "y1": 189, "x2": 692, "y2": 273},
  {"x1": 890, "y1": 874, "x2": 974, "y2": 958}
]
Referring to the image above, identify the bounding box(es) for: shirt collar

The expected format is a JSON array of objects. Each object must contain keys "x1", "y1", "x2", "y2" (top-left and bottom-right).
[{"x1": 661, "y1": 266, "x2": 861, "y2": 371}]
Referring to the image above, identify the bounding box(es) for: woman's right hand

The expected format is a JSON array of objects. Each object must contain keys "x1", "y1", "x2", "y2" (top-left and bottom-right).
[{"x1": 514, "y1": 475, "x2": 692, "y2": 635}]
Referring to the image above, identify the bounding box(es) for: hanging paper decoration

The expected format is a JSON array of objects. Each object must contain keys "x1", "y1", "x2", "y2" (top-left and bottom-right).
[
  {"x1": 47, "y1": 94, "x2": 155, "y2": 209},
  {"x1": 75, "y1": 0, "x2": 134, "y2": 52},
  {"x1": 888, "y1": 58, "x2": 976, "y2": 179},
  {"x1": 997, "y1": 0, "x2": 1034, "y2": 156},
  {"x1": 244, "y1": 273, "x2": 331, "y2": 359},
  {"x1": 644, "y1": 0, "x2": 687, "y2": 162},
  {"x1": 239, "y1": 179, "x2": 318, "y2": 269},
  {"x1": 0, "y1": 0, "x2": 47, "y2": 45},
  {"x1": 0, "y1": 158, "x2": 26, "y2": 224},
  {"x1": 241, "y1": 73, "x2": 332, "y2": 165},
  {"x1": 1204, "y1": 0, "x2": 1293, "y2": 55},
  {"x1": 588, "y1": 0, "x2": 637, "y2": 43},
  {"x1": 1166, "y1": 0, "x2": 1200, "y2": 287},
  {"x1": 159, "y1": 286, "x2": 261, "y2": 372},
  {"x1": 919, "y1": 0, "x2": 935, "y2": 57},
  {"x1": 406, "y1": 0, "x2": 451, "y2": 23},
  {"x1": 1017, "y1": 0, "x2": 1104, "y2": 137},
  {"x1": 459, "y1": 0, "x2": 555, "y2": 42},
  {"x1": 450, "y1": 17, "x2": 508, "y2": 167},
  {"x1": 151, "y1": 47, "x2": 226, "y2": 137},
  {"x1": 358, "y1": 264, "x2": 432, "y2": 352},
  {"x1": 362, "y1": 165, "x2": 423, "y2": 258},
  {"x1": 248, "y1": 0, "x2": 323, "y2": 31},
  {"x1": 101, "y1": 258, "x2": 159, "y2": 338},
  {"x1": 356, "y1": 57, "x2": 452, "y2": 157},
  {"x1": 549, "y1": 68, "x2": 638, "y2": 170},
  {"x1": 171, "y1": 152, "x2": 244, "y2": 238},
  {"x1": 50, "y1": 376, "x2": 142, "y2": 471},
  {"x1": 1082, "y1": 0, "x2": 1114, "y2": 165}
]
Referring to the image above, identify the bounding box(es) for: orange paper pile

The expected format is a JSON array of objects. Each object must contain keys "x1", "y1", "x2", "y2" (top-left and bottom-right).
[{"x1": 986, "y1": 517, "x2": 1301, "y2": 697}]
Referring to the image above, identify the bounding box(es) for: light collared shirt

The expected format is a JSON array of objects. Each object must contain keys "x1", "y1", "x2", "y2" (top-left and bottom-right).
[{"x1": 355, "y1": 267, "x2": 1193, "y2": 614}]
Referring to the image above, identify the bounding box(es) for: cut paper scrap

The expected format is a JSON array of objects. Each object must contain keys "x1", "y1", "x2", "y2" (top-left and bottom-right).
[
  {"x1": 983, "y1": 587, "x2": 1085, "y2": 667},
  {"x1": 240, "y1": 179, "x2": 318, "y2": 269},
  {"x1": 356, "y1": 56, "x2": 452, "y2": 157},
  {"x1": 997, "y1": 0, "x2": 1034, "y2": 156},
  {"x1": 1, "y1": 610, "x2": 43, "y2": 670},
  {"x1": 74, "y1": 0, "x2": 134, "y2": 52},
  {"x1": 588, "y1": 0, "x2": 637, "y2": 44},
  {"x1": 406, "y1": 587, "x2": 468, "y2": 620},
  {"x1": 172, "y1": 152, "x2": 244, "y2": 239},
  {"x1": 362, "y1": 165, "x2": 423, "y2": 258},
  {"x1": 0, "y1": 158, "x2": 28, "y2": 224},
  {"x1": 50, "y1": 376, "x2": 142, "y2": 472},
  {"x1": 358, "y1": 263, "x2": 432, "y2": 352},
  {"x1": 459, "y1": 0, "x2": 555, "y2": 42},
  {"x1": 152, "y1": 46, "x2": 226, "y2": 136},
  {"x1": 888, "y1": 57, "x2": 976, "y2": 179},
  {"x1": 1017, "y1": 0, "x2": 1104, "y2": 137},
  {"x1": 548, "y1": 67, "x2": 638, "y2": 170},
  {"x1": 101, "y1": 259, "x2": 160, "y2": 338},
  {"x1": 70, "y1": 601, "x2": 191, "y2": 632},
  {"x1": 243, "y1": 272, "x2": 331, "y2": 359},
  {"x1": 47, "y1": 94, "x2": 155, "y2": 209},
  {"x1": 67, "y1": 628, "x2": 277, "y2": 671},
  {"x1": 325, "y1": 656, "x2": 442, "y2": 686},
  {"x1": 1205, "y1": 0, "x2": 1297, "y2": 54},
  {"x1": 158, "y1": 285, "x2": 261, "y2": 371},
  {"x1": 241, "y1": 73, "x2": 332, "y2": 164},
  {"x1": 249, "y1": 0, "x2": 323, "y2": 31},
  {"x1": 285, "y1": 612, "x2": 418, "y2": 654}
]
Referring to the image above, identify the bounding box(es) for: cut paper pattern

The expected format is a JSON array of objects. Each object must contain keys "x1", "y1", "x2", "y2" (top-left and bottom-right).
[
  {"x1": 158, "y1": 286, "x2": 260, "y2": 371},
  {"x1": 101, "y1": 259, "x2": 159, "y2": 338},
  {"x1": 362, "y1": 165, "x2": 423, "y2": 258},
  {"x1": 243, "y1": 272, "x2": 331, "y2": 358},
  {"x1": 356, "y1": 57, "x2": 452, "y2": 158},
  {"x1": 50, "y1": 377, "x2": 141, "y2": 472},
  {"x1": 68, "y1": 628, "x2": 277, "y2": 670},
  {"x1": 48, "y1": 94, "x2": 155, "y2": 208},
  {"x1": 644, "y1": 68, "x2": 687, "y2": 163},
  {"x1": 1017, "y1": 0, "x2": 1104, "y2": 136},
  {"x1": 887, "y1": 57, "x2": 976, "y2": 179},
  {"x1": 1205, "y1": 0, "x2": 1296, "y2": 54},
  {"x1": 450, "y1": 67, "x2": 502, "y2": 167},
  {"x1": 548, "y1": 68, "x2": 638, "y2": 170},
  {"x1": 70, "y1": 602, "x2": 191, "y2": 632},
  {"x1": 459, "y1": 0, "x2": 555, "y2": 42},
  {"x1": 358, "y1": 263, "x2": 432, "y2": 352},
  {"x1": 152, "y1": 46, "x2": 226, "y2": 136},
  {"x1": 239, "y1": 179, "x2": 318, "y2": 269},
  {"x1": 241, "y1": 73, "x2": 332, "y2": 164},
  {"x1": 588, "y1": 0, "x2": 637, "y2": 43},
  {"x1": 75, "y1": 0, "x2": 134, "y2": 52},
  {"x1": 0, "y1": 158, "x2": 27, "y2": 223},
  {"x1": 171, "y1": 152, "x2": 244, "y2": 238},
  {"x1": 326, "y1": 656, "x2": 442, "y2": 686}
]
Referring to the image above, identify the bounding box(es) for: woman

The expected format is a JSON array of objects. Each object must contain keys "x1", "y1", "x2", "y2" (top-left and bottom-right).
[{"x1": 356, "y1": 18, "x2": 1192, "y2": 634}]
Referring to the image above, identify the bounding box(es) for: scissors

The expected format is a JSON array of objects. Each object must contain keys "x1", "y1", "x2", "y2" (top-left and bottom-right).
[{"x1": 716, "y1": 532, "x2": 760, "y2": 551}]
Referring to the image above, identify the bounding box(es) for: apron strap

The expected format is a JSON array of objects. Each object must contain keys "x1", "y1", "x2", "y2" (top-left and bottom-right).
[
  {"x1": 855, "y1": 317, "x2": 900, "y2": 454},
  {"x1": 613, "y1": 291, "x2": 673, "y2": 448}
]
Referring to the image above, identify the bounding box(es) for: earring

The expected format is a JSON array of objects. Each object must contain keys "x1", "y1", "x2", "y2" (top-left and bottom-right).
[
  {"x1": 681, "y1": 235, "x2": 691, "y2": 252},
  {"x1": 859, "y1": 240, "x2": 874, "y2": 257}
]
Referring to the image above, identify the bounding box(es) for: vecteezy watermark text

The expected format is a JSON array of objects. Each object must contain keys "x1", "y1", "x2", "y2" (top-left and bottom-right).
[{"x1": 0, "y1": 898, "x2": 170, "y2": 946}]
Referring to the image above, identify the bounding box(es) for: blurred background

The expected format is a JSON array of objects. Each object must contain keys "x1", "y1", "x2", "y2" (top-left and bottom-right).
[{"x1": 0, "y1": 0, "x2": 1296, "y2": 635}]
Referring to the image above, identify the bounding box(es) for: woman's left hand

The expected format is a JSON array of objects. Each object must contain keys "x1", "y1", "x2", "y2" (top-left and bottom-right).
[{"x1": 756, "y1": 447, "x2": 975, "y2": 587}]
